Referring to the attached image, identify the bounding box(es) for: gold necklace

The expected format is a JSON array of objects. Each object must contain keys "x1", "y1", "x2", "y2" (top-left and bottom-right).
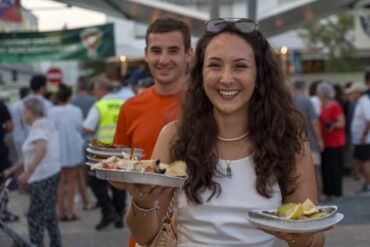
[{"x1": 217, "y1": 131, "x2": 249, "y2": 142}]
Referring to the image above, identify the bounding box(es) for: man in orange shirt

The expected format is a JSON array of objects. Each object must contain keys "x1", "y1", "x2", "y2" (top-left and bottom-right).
[
  {"x1": 113, "y1": 16, "x2": 192, "y2": 246},
  {"x1": 114, "y1": 17, "x2": 192, "y2": 158}
]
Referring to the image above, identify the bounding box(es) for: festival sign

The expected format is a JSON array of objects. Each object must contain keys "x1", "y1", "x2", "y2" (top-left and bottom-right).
[{"x1": 0, "y1": 23, "x2": 115, "y2": 62}]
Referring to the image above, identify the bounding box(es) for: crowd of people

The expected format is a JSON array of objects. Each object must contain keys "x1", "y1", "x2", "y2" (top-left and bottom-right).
[
  {"x1": 291, "y1": 73, "x2": 370, "y2": 203},
  {"x1": 0, "y1": 69, "x2": 153, "y2": 246},
  {"x1": 0, "y1": 16, "x2": 369, "y2": 247}
]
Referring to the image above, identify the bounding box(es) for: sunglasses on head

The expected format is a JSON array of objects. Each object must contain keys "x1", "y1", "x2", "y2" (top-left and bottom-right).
[{"x1": 205, "y1": 18, "x2": 258, "y2": 34}]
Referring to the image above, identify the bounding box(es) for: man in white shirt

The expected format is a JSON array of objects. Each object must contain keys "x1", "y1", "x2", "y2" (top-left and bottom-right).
[
  {"x1": 351, "y1": 70, "x2": 370, "y2": 195},
  {"x1": 82, "y1": 80, "x2": 126, "y2": 230}
]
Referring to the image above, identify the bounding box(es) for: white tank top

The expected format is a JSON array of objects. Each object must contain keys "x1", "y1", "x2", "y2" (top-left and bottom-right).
[{"x1": 176, "y1": 156, "x2": 282, "y2": 247}]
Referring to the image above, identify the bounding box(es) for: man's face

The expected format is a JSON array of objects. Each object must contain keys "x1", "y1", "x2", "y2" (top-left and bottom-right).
[{"x1": 145, "y1": 31, "x2": 192, "y2": 86}]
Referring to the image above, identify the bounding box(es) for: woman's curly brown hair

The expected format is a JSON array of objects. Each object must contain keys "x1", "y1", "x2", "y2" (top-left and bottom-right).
[{"x1": 171, "y1": 24, "x2": 306, "y2": 204}]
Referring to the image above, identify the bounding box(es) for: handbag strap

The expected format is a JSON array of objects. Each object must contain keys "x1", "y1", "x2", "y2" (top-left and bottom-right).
[{"x1": 163, "y1": 189, "x2": 177, "y2": 223}]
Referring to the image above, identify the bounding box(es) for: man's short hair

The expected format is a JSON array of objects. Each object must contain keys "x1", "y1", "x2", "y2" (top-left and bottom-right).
[
  {"x1": 77, "y1": 76, "x2": 92, "y2": 91},
  {"x1": 95, "y1": 80, "x2": 113, "y2": 92},
  {"x1": 30, "y1": 74, "x2": 47, "y2": 92},
  {"x1": 145, "y1": 16, "x2": 191, "y2": 51}
]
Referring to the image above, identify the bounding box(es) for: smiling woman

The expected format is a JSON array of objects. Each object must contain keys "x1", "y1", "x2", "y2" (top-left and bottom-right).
[{"x1": 119, "y1": 18, "x2": 329, "y2": 247}]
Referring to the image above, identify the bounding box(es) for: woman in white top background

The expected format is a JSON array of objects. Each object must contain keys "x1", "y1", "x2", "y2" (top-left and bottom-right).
[
  {"x1": 49, "y1": 83, "x2": 85, "y2": 221},
  {"x1": 112, "y1": 19, "x2": 330, "y2": 246},
  {"x1": 19, "y1": 97, "x2": 62, "y2": 247}
]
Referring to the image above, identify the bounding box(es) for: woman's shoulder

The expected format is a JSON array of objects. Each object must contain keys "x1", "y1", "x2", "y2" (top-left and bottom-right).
[{"x1": 160, "y1": 121, "x2": 179, "y2": 139}]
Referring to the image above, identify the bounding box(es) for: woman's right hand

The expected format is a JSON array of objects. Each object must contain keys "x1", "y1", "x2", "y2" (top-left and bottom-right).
[{"x1": 109, "y1": 181, "x2": 172, "y2": 208}]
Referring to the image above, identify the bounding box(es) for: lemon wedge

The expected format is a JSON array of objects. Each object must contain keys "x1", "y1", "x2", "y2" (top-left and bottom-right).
[
  {"x1": 302, "y1": 198, "x2": 319, "y2": 215},
  {"x1": 277, "y1": 203, "x2": 297, "y2": 217},
  {"x1": 285, "y1": 204, "x2": 304, "y2": 219},
  {"x1": 309, "y1": 212, "x2": 329, "y2": 219}
]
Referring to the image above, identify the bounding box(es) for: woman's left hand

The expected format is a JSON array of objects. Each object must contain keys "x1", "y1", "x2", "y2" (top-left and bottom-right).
[
  {"x1": 260, "y1": 226, "x2": 333, "y2": 246},
  {"x1": 18, "y1": 171, "x2": 31, "y2": 186}
]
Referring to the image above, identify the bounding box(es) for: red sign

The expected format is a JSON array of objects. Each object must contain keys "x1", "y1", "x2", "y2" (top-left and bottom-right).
[
  {"x1": 46, "y1": 67, "x2": 63, "y2": 84},
  {"x1": 0, "y1": 0, "x2": 22, "y2": 22}
]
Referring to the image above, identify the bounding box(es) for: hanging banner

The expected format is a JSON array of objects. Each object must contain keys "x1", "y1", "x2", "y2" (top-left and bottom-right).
[
  {"x1": 354, "y1": 8, "x2": 370, "y2": 49},
  {"x1": 0, "y1": 0, "x2": 22, "y2": 22},
  {"x1": 0, "y1": 23, "x2": 115, "y2": 62}
]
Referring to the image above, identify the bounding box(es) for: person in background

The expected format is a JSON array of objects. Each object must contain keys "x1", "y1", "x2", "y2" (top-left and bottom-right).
[
  {"x1": 0, "y1": 100, "x2": 19, "y2": 222},
  {"x1": 317, "y1": 82, "x2": 346, "y2": 201},
  {"x1": 114, "y1": 79, "x2": 135, "y2": 100},
  {"x1": 113, "y1": 16, "x2": 193, "y2": 247},
  {"x1": 71, "y1": 76, "x2": 97, "y2": 211},
  {"x1": 12, "y1": 75, "x2": 52, "y2": 162},
  {"x1": 344, "y1": 82, "x2": 367, "y2": 181},
  {"x1": 309, "y1": 80, "x2": 322, "y2": 116},
  {"x1": 112, "y1": 18, "x2": 328, "y2": 247},
  {"x1": 351, "y1": 70, "x2": 370, "y2": 195},
  {"x1": 49, "y1": 83, "x2": 84, "y2": 221},
  {"x1": 291, "y1": 80, "x2": 324, "y2": 194},
  {"x1": 71, "y1": 76, "x2": 96, "y2": 119},
  {"x1": 18, "y1": 97, "x2": 61, "y2": 247},
  {"x1": 82, "y1": 80, "x2": 125, "y2": 230},
  {"x1": 0, "y1": 101, "x2": 14, "y2": 176},
  {"x1": 136, "y1": 77, "x2": 154, "y2": 94},
  {"x1": 124, "y1": 66, "x2": 152, "y2": 95}
]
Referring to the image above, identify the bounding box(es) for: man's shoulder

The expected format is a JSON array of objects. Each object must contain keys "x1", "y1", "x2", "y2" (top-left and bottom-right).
[
  {"x1": 358, "y1": 94, "x2": 370, "y2": 108},
  {"x1": 124, "y1": 88, "x2": 154, "y2": 106}
]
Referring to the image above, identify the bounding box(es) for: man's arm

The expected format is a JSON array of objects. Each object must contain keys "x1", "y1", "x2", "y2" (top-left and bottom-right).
[
  {"x1": 82, "y1": 106, "x2": 99, "y2": 135},
  {"x1": 360, "y1": 121, "x2": 370, "y2": 144},
  {"x1": 311, "y1": 119, "x2": 324, "y2": 152}
]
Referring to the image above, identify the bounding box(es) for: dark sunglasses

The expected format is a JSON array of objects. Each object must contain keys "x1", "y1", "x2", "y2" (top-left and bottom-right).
[{"x1": 205, "y1": 18, "x2": 258, "y2": 34}]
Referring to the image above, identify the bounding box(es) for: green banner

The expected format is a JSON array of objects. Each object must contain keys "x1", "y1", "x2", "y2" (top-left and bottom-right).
[{"x1": 0, "y1": 23, "x2": 115, "y2": 62}]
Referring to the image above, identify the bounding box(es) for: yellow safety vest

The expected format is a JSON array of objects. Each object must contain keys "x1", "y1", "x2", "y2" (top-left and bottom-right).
[{"x1": 95, "y1": 98, "x2": 124, "y2": 144}]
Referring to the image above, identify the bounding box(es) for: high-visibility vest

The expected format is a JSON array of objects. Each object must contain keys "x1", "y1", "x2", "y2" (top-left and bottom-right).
[{"x1": 95, "y1": 98, "x2": 124, "y2": 144}]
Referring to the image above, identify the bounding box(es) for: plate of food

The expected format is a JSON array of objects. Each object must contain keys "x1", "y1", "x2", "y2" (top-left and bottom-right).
[
  {"x1": 86, "y1": 154, "x2": 107, "y2": 162},
  {"x1": 88, "y1": 140, "x2": 127, "y2": 150},
  {"x1": 87, "y1": 140, "x2": 144, "y2": 157},
  {"x1": 86, "y1": 147, "x2": 144, "y2": 157},
  {"x1": 247, "y1": 199, "x2": 344, "y2": 233},
  {"x1": 90, "y1": 156, "x2": 188, "y2": 188}
]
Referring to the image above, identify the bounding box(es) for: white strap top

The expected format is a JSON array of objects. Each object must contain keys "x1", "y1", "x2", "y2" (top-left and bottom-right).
[{"x1": 176, "y1": 156, "x2": 282, "y2": 247}]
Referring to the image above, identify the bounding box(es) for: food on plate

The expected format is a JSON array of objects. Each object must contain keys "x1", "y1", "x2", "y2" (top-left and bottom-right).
[
  {"x1": 264, "y1": 199, "x2": 328, "y2": 220},
  {"x1": 87, "y1": 154, "x2": 111, "y2": 160},
  {"x1": 89, "y1": 140, "x2": 127, "y2": 149},
  {"x1": 91, "y1": 156, "x2": 187, "y2": 178}
]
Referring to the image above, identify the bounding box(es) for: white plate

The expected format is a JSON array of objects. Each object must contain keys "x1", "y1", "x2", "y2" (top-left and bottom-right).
[
  {"x1": 86, "y1": 147, "x2": 143, "y2": 157},
  {"x1": 94, "y1": 168, "x2": 187, "y2": 188},
  {"x1": 247, "y1": 209, "x2": 343, "y2": 233}
]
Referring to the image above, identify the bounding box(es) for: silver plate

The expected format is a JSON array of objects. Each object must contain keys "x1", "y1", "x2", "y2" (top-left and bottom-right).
[
  {"x1": 247, "y1": 206, "x2": 343, "y2": 233},
  {"x1": 86, "y1": 147, "x2": 143, "y2": 157},
  {"x1": 94, "y1": 168, "x2": 187, "y2": 188},
  {"x1": 85, "y1": 161, "x2": 97, "y2": 166},
  {"x1": 86, "y1": 155, "x2": 104, "y2": 162}
]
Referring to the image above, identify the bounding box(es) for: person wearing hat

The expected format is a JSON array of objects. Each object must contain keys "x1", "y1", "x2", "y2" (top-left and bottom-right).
[
  {"x1": 350, "y1": 70, "x2": 370, "y2": 195},
  {"x1": 345, "y1": 82, "x2": 367, "y2": 180}
]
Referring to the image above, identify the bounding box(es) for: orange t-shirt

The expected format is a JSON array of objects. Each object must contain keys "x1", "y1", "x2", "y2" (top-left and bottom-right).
[{"x1": 113, "y1": 86, "x2": 181, "y2": 159}]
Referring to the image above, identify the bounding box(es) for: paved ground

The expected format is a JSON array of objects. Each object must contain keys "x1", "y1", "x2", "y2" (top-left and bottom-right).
[{"x1": 1, "y1": 176, "x2": 369, "y2": 247}]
